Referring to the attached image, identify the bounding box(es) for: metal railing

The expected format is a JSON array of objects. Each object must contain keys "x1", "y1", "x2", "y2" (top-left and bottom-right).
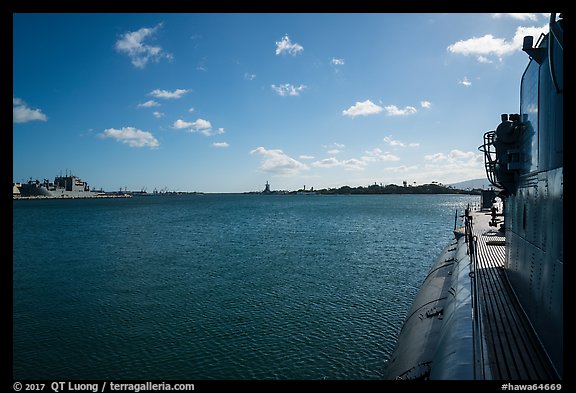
[{"x1": 464, "y1": 205, "x2": 486, "y2": 379}]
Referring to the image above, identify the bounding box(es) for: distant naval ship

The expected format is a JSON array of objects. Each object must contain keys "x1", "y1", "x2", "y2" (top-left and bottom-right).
[{"x1": 15, "y1": 173, "x2": 101, "y2": 198}]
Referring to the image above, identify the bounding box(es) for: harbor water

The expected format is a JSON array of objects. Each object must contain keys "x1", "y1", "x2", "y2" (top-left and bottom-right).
[{"x1": 13, "y1": 193, "x2": 478, "y2": 380}]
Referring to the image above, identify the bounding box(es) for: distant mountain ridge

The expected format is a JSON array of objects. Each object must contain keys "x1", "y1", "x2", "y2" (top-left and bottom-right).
[{"x1": 449, "y1": 178, "x2": 493, "y2": 190}]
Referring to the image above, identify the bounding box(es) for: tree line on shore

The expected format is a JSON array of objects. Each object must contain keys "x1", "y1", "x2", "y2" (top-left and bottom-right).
[{"x1": 314, "y1": 182, "x2": 480, "y2": 195}]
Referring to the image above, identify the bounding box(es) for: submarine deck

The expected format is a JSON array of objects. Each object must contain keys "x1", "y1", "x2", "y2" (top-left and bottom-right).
[{"x1": 471, "y1": 208, "x2": 558, "y2": 380}]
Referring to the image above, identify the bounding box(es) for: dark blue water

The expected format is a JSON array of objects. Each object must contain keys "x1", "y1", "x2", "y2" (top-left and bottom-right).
[{"x1": 13, "y1": 193, "x2": 478, "y2": 380}]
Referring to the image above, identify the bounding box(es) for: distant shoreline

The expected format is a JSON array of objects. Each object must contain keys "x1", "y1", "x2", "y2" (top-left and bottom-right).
[
  {"x1": 13, "y1": 183, "x2": 487, "y2": 199},
  {"x1": 247, "y1": 183, "x2": 483, "y2": 196}
]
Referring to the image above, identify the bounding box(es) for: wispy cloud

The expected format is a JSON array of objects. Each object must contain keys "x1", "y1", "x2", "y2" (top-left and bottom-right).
[
  {"x1": 152, "y1": 111, "x2": 164, "y2": 118},
  {"x1": 13, "y1": 97, "x2": 48, "y2": 123},
  {"x1": 420, "y1": 100, "x2": 431, "y2": 109},
  {"x1": 311, "y1": 157, "x2": 366, "y2": 171},
  {"x1": 331, "y1": 58, "x2": 345, "y2": 65},
  {"x1": 447, "y1": 23, "x2": 549, "y2": 62},
  {"x1": 342, "y1": 100, "x2": 383, "y2": 117},
  {"x1": 201, "y1": 128, "x2": 225, "y2": 137},
  {"x1": 250, "y1": 147, "x2": 309, "y2": 175},
  {"x1": 384, "y1": 105, "x2": 417, "y2": 116},
  {"x1": 100, "y1": 126, "x2": 159, "y2": 148},
  {"x1": 212, "y1": 142, "x2": 229, "y2": 148},
  {"x1": 244, "y1": 73, "x2": 256, "y2": 81},
  {"x1": 271, "y1": 83, "x2": 307, "y2": 96},
  {"x1": 361, "y1": 148, "x2": 400, "y2": 162},
  {"x1": 196, "y1": 56, "x2": 208, "y2": 72},
  {"x1": 383, "y1": 136, "x2": 419, "y2": 148},
  {"x1": 492, "y1": 13, "x2": 543, "y2": 21},
  {"x1": 275, "y1": 34, "x2": 304, "y2": 56},
  {"x1": 323, "y1": 142, "x2": 345, "y2": 155},
  {"x1": 424, "y1": 149, "x2": 480, "y2": 163},
  {"x1": 149, "y1": 89, "x2": 190, "y2": 99},
  {"x1": 115, "y1": 23, "x2": 173, "y2": 68},
  {"x1": 138, "y1": 100, "x2": 160, "y2": 108}
]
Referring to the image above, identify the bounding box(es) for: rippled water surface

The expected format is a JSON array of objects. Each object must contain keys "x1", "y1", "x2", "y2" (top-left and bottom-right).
[{"x1": 13, "y1": 193, "x2": 478, "y2": 379}]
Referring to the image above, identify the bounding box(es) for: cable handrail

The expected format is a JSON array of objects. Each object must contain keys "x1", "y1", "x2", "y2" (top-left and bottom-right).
[{"x1": 464, "y1": 205, "x2": 485, "y2": 379}]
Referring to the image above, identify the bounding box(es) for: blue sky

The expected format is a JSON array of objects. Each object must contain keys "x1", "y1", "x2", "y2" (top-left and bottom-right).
[{"x1": 13, "y1": 13, "x2": 550, "y2": 193}]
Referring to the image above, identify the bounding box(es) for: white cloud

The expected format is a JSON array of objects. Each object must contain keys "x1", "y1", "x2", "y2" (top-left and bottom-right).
[
  {"x1": 378, "y1": 148, "x2": 486, "y2": 185},
  {"x1": 449, "y1": 149, "x2": 478, "y2": 160},
  {"x1": 383, "y1": 136, "x2": 420, "y2": 148},
  {"x1": 299, "y1": 155, "x2": 315, "y2": 160},
  {"x1": 212, "y1": 142, "x2": 229, "y2": 148},
  {"x1": 250, "y1": 147, "x2": 309, "y2": 175},
  {"x1": 138, "y1": 100, "x2": 160, "y2": 108},
  {"x1": 477, "y1": 56, "x2": 493, "y2": 64},
  {"x1": 448, "y1": 34, "x2": 514, "y2": 57},
  {"x1": 149, "y1": 89, "x2": 190, "y2": 99},
  {"x1": 323, "y1": 142, "x2": 345, "y2": 154},
  {"x1": 173, "y1": 119, "x2": 224, "y2": 137},
  {"x1": 271, "y1": 83, "x2": 307, "y2": 96},
  {"x1": 383, "y1": 136, "x2": 403, "y2": 148},
  {"x1": 492, "y1": 13, "x2": 540, "y2": 21},
  {"x1": 420, "y1": 100, "x2": 431, "y2": 109},
  {"x1": 424, "y1": 152, "x2": 447, "y2": 162},
  {"x1": 419, "y1": 149, "x2": 485, "y2": 182},
  {"x1": 361, "y1": 148, "x2": 400, "y2": 162},
  {"x1": 342, "y1": 102, "x2": 418, "y2": 117},
  {"x1": 424, "y1": 149, "x2": 479, "y2": 162},
  {"x1": 115, "y1": 23, "x2": 173, "y2": 68},
  {"x1": 447, "y1": 23, "x2": 549, "y2": 62},
  {"x1": 311, "y1": 157, "x2": 366, "y2": 171},
  {"x1": 13, "y1": 97, "x2": 48, "y2": 123},
  {"x1": 152, "y1": 111, "x2": 164, "y2": 118},
  {"x1": 200, "y1": 127, "x2": 225, "y2": 137},
  {"x1": 384, "y1": 105, "x2": 417, "y2": 116},
  {"x1": 322, "y1": 142, "x2": 345, "y2": 154},
  {"x1": 275, "y1": 35, "x2": 304, "y2": 56},
  {"x1": 100, "y1": 127, "x2": 159, "y2": 148},
  {"x1": 173, "y1": 118, "x2": 212, "y2": 131},
  {"x1": 197, "y1": 121, "x2": 216, "y2": 130},
  {"x1": 459, "y1": 76, "x2": 472, "y2": 86},
  {"x1": 342, "y1": 100, "x2": 383, "y2": 117},
  {"x1": 331, "y1": 58, "x2": 345, "y2": 65},
  {"x1": 244, "y1": 73, "x2": 256, "y2": 80}
]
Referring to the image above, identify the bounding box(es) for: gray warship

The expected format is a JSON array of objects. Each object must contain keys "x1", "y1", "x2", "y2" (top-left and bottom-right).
[
  {"x1": 15, "y1": 173, "x2": 101, "y2": 198},
  {"x1": 385, "y1": 13, "x2": 563, "y2": 380}
]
